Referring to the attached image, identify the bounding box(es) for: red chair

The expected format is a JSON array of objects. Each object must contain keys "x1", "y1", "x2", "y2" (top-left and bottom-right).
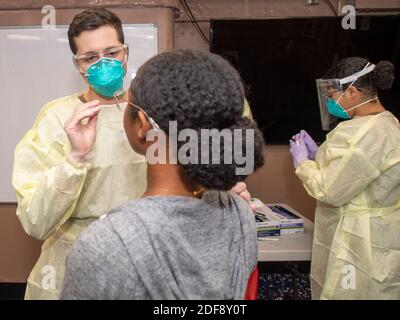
[{"x1": 245, "y1": 267, "x2": 259, "y2": 300}]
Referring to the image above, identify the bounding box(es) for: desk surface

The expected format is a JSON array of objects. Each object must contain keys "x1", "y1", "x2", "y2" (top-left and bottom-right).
[{"x1": 257, "y1": 205, "x2": 314, "y2": 262}]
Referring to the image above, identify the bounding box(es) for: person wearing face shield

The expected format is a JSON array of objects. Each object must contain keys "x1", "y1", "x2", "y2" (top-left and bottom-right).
[
  {"x1": 12, "y1": 8, "x2": 255, "y2": 300},
  {"x1": 289, "y1": 57, "x2": 400, "y2": 299}
]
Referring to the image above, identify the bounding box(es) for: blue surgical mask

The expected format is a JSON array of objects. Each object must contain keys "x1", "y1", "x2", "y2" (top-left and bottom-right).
[{"x1": 85, "y1": 58, "x2": 125, "y2": 98}]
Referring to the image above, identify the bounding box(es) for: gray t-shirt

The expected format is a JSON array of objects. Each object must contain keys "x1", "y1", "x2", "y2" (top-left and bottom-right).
[{"x1": 60, "y1": 190, "x2": 257, "y2": 300}]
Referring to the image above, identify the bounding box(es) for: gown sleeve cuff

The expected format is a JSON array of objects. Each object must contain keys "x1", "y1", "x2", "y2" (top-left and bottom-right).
[{"x1": 65, "y1": 153, "x2": 92, "y2": 170}]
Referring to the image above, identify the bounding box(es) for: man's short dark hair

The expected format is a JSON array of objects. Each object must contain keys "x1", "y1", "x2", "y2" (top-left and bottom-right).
[{"x1": 68, "y1": 8, "x2": 124, "y2": 54}]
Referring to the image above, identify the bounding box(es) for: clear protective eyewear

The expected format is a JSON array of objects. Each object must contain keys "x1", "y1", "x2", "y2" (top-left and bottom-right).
[
  {"x1": 316, "y1": 62, "x2": 375, "y2": 130},
  {"x1": 73, "y1": 44, "x2": 129, "y2": 73},
  {"x1": 113, "y1": 91, "x2": 160, "y2": 131}
]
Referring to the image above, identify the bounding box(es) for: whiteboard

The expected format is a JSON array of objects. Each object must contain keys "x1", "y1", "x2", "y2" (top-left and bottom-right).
[{"x1": 0, "y1": 24, "x2": 157, "y2": 202}]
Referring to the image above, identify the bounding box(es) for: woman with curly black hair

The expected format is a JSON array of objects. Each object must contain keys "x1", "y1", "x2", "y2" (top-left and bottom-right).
[
  {"x1": 290, "y1": 57, "x2": 400, "y2": 300},
  {"x1": 60, "y1": 50, "x2": 264, "y2": 299}
]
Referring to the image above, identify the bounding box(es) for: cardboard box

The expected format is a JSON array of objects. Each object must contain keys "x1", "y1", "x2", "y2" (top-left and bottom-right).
[
  {"x1": 255, "y1": 211, "x2": 281, "y2": 237},
  {"x1": 252, "y1": 199, "x2": 304, "y2": 237}
]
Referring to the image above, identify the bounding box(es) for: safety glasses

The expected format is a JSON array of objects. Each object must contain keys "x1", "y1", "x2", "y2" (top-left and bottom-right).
[
  {"x1": 113, "y1": 91, "x2": 160, "y2": 130},
  {"x1": 73, "y1": 44, "x2": 129, "y2": 73}
]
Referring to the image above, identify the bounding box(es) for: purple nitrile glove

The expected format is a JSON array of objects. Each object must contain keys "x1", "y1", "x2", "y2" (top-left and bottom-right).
[
  {"x1": 289, "y1": 138, "x2": 309, "y2": 169},
  {"x1": 300, "y1": 130, "x2": 318, "y2": 160}
]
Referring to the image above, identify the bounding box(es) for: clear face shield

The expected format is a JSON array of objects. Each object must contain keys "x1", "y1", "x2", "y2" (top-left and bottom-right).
[
  {"x1": 316, "y1": 78, "x2": 342, "y2": 131},
  {"x1": 316, "y1": 62, "x2": 376, "y2": 131}
]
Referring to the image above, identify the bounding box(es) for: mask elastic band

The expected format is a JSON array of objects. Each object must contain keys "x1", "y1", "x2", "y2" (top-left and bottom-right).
[{"x1": 346, "y1": 96, "x2": 378, "y2": 112}]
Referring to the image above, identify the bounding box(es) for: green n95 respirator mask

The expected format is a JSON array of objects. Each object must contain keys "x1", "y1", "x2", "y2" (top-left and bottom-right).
[{"x1": 85, "y1": 57, "x2": 126, "y2": 98}]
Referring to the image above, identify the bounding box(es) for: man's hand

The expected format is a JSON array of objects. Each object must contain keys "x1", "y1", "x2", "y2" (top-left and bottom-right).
[
  {"x1": 64, "y1": 100, "x2": 101, "y2": 163},
  {"x1": 231, "y1": 182, "x2": 256, "y2": 212}
]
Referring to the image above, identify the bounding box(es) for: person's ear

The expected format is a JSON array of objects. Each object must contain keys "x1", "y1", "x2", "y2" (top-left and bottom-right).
[
  {"x1": 136, "y1": 111, "x2": 151, "y2": 140},
  {"x1": 347, "y1": 85, "x2": 359, "y2": 99}
]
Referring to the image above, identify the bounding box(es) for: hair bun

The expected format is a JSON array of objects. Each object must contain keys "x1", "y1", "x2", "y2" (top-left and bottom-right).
[
  {"x1": 181, "y1": 118, "x2": 265, "y2": 190},
  {"x1": 373, "y1": 60, "x2": 395, "y2": 91}
]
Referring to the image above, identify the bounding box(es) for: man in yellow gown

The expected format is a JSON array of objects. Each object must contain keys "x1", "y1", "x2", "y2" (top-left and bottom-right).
[{"x1": 13, "y1": 8, "x2": 253, "y2": 299}]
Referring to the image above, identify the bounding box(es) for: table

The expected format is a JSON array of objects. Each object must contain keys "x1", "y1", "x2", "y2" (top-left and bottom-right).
[
  {"x1": 256, "y1": 204, "x2": 314, "y2": 299},
  {"x1": 257, "y1": 206, "x2": 314, "y2": 262}
]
